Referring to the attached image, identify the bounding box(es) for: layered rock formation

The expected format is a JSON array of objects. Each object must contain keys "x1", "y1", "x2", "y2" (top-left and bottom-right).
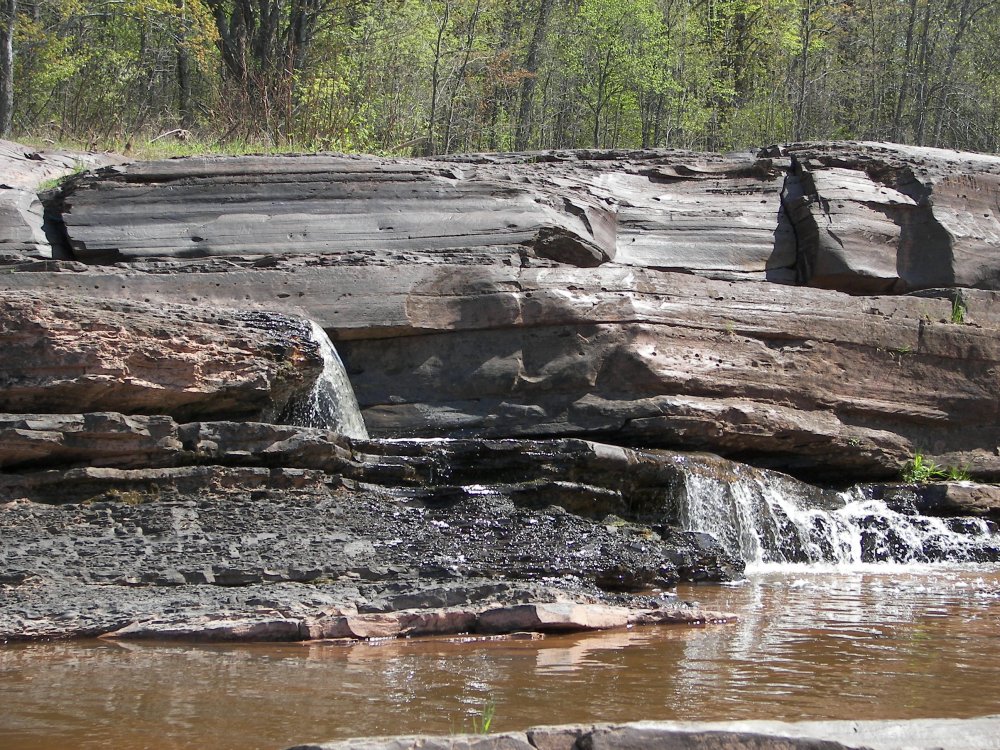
[
  {"x1": 0, "y1": 292, "x2": 323, "y2": 421},
  {"x1": 0, "y1": 139, "x2": 125, "y2": 261},
  {"x1": 2, "y1": 140, "x2": 999, "y2": 644},
  {"x1": 0, "y1": 418, "x2": 743, "y2": 640}
]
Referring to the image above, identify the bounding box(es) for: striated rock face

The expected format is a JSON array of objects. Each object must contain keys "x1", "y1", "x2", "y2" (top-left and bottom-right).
[
  {"x1": 0, "y1": 139, "x2": 125, "y2": 262},
  {"x1": 0, "y1": 291, "x2": 323, "y2": 421},
  {"x1": 2, "y1": 140, "x2": 1000, "y2": 644},
  {"x1": 2, "y1": 142, "x2": 996, "y2": 480},
  {"x1": 46, "y1": 142, "x2": 1000, "y2": 293},
  {"x1": 3, "y1": 265, "x2": 996, "y2": 481},
  {"x1": 780, "y1": 142, "x2": 1000, "y2": 293}
]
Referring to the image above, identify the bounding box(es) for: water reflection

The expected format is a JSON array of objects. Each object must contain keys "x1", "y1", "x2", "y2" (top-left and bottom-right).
[{"x1": 3, "y1": 567, "x2": 1000, "y2": 750}]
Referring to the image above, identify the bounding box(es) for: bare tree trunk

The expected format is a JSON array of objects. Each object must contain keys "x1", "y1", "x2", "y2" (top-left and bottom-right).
[
  {"x1": 892, "y1": 0, "x2": 920, "y2": 141},
  {"x1": 443, "y1": 0, "x2": 481, "y2": 153},
  {"x1": 0, "y1": 0, "x2": 15, "y2": 137},
  {"x1": 793, "y1": 0, "x2": 814, "y2": 141},
  {"x1": 175, "y1": 0, "x2": 193, "y2": 128},
  {"x1": 514, "y1": 0, "x2": 553, "y2": 151},
  {"x1": 425, "y1": 1, "x2": 450, "y2": 156}
]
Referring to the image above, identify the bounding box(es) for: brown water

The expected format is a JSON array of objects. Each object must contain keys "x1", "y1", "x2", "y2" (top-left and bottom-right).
[{"x1": 3, "y1": 567, "x2": 1000, "y2": 750}]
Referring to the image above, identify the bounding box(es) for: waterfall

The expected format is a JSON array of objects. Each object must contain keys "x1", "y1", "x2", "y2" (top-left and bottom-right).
[
  {"x1": 287, "y1": 321, "x2": 369, "y2": 440},
  {"x1": 678, "y1": 466, "x2": 998, "y2": 569}
]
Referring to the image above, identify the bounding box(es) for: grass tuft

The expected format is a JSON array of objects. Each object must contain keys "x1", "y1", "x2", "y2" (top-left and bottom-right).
[
  {"x1": 902, "y1": 452, "x2": 970, "y2": 483},
  {"x1": 950, "y1": 296, "x2": 966, "y2": 324}
]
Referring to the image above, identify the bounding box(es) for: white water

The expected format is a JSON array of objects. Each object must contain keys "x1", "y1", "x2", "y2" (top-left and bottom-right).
[
  {"x1": 678, "y1": 467, "x2": 998, "y2": 571},
  {"x1": 288, "y1": 321, "x2": 369, "y2": 439}
]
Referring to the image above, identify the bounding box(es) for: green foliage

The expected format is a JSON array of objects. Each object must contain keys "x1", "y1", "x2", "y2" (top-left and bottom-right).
[
  {"x1": 950, "y1": 296, "x2": 966, "y2": 324},
  {"x1": 902, "y1": 452, "x2": 971, "y2": 483},
  {"x1": 36, "y1": 161, "x2": 86, "y2": 191},
  {"x1": 471, "y1": 701, "x2": 496, "y2": 734},
  {"x1": 7, "y1": 0, "x2": 1000, "y2": 153}
]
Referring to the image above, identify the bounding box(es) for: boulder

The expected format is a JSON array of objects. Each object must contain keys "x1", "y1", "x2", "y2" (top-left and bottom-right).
[
  {"x1": 0, "y1": 139, "x2": 127, "y2": 262},
  {"x1": 0, "y1": 291, "x2": 323, "y2": 421},
  {"x1": 781, "y1": 141, "x2": 1000, "y2": 293}
]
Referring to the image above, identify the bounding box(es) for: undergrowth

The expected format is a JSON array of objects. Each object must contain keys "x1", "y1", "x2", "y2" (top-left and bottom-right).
[{"x1": 902, "y1": 452, "x2": 970, "y2": 483}]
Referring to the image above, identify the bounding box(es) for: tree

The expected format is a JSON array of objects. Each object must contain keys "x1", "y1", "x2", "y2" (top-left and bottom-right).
[
  {"x1": 205, "y1": 0, "x2": 330, "y2": 137},
  {"x1": 0, "y1": 0, "x2": 14, "y2": 136}
]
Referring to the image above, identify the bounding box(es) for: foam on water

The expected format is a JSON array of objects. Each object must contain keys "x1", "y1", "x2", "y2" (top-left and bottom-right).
[{"x1": 679, "y1": 469, "x2": 999, "y2": 573}]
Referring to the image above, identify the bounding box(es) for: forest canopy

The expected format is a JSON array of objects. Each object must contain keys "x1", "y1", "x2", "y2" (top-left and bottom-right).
[{"x1": 1, "y1": 0, "x2": 998, "y2": 155}]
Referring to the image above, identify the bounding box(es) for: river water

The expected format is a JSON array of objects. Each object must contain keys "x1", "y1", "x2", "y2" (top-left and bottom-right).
[{"x1": 3, "y1": 565, "x2": 1000, "y2": 750}]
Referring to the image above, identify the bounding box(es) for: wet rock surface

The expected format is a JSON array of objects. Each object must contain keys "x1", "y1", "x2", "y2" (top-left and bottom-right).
[
  {"x1": 288, "y1": 716, "x2": 1000, "y2": 750},
  {"x1": 0, "y1": 418, "x2": 743, "y2": 641}
]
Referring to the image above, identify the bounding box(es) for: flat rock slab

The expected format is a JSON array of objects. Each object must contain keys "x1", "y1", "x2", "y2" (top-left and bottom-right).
[
  {"x1": 287, "y1": 716, "x2": 1000, "y2": 750},
  {"x1": 42, "y1": 142, "x2": 1000, "y2": 293}
]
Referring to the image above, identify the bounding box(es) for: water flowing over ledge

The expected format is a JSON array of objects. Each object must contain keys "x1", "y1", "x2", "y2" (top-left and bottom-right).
[
  {"x1": 679, "y1": 465, "x2": 999, "y2": 572},
  {"x1": 286, "y1": 321, "x2": 369, "y2": 440}
]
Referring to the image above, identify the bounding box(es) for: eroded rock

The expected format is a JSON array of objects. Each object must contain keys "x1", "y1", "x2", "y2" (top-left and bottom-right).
[
  {"x1": 0, "y1": 291, "x2": 323, "y2": 421},
  {"x1": 781, "y1": 141, "x2": 1000, "y2": 293},
  {"x1": 0, "y1": 139, "x2": 127, "y2": 262}
]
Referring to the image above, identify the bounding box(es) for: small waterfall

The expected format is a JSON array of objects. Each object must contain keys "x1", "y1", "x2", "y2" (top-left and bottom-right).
[
  {"x1": 678, "y1": 466, "x2": 998, "y2": 569},
  {"x1": 288, "y1": 321, "x2": 369, "y2": 440}
]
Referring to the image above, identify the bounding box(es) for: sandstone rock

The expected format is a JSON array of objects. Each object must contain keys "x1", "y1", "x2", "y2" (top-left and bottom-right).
[
  {"x1": 103, "y1": 615, "x2": 305, "y2": 641},
  {"x1": 627, "y1": 608, "x2": 737, "y2": 626},
  {"x1": 579, "y1": 727, "x2": 865, "y2": 750},
  {"x1": 869, "y1": 481, "x2": 1000, "y2": 521},
  {"x1": 396, "y1": 608, "x2": 479, "y2": 637},
  {"x1": 477, "y1": 603, "x2": 630, "y2": 634},
  {"x1": 0, "y1": 291, "x2": 323, "y2": 421},
  {"x1": 781, "y1": 141, "x2": 1000, "y2": 293},
  {"x1": 305, "y1": 613, "x2": 404, "y2": 640},
  {"x1": 0, "y1": 464, "x2": 330, "y2": 504},
  {"x1": 1, "y1": 427, "x2": 754, "y2": 640},
  {"x1": 43, "y1": 144, "x2": 1000, "y2": 295},
  {"x1": 0, "y1": 139, "x2": 127, "y2": 261},
  {"x1": 289, "y1": 734, "x2": 537, "y2": 750},
  {"x1": 54, "y1": 154, "x2": 617, "y2": 266},
  {"x1": 6, "y1": 263, "x2": 993, "y2": 480},
  {"x1": 0, "y1": 413, "x2": 182, "y2": 470},
  {"x1": 288, "y1": 717, "x2": 1000, "y2": 750},
  {"x1": 289, "y1": 725, "x2": 871, "y2": 750}
]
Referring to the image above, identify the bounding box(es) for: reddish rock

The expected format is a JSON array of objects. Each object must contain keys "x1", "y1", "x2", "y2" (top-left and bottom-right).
[
  {"x1": 0, "y1": 291, "x2": 322, "y2": 421},
  {"x1": 477, "y1": 603, "x2": 630, "y2": 634},
  {"x1": 103, "y1": 616, "x2": 305, "y2": 641}
]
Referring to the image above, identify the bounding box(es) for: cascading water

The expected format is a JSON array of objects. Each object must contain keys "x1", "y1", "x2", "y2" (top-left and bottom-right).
[
  {"x1": 678, "y1": 465, "x2": 999, "y2": 570},
  {"x1": 287, "y1": 321, "x2": 369, "y2": 440}
]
